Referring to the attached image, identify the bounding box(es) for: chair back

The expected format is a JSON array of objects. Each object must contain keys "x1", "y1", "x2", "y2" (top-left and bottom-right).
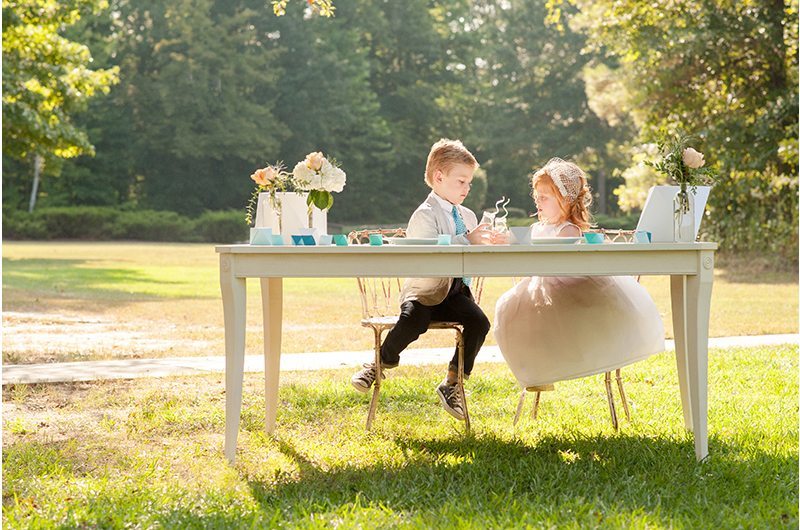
[
  {"x1": 349, "y1": 229, "x2": 406, "y2": 320},
  {"x1": 347, "y1": 227, "x2": 406, "y2": 245},
  {"x1": 349, "y1": 228, "x2": 485, "y2": 317},
  {"x1": 602, "y1": 229, "x2": 635, "y2": 243}
]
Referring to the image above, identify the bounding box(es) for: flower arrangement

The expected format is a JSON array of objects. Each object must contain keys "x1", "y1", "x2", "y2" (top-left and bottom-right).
[
  {"x1": 647, "y1": 134, "x2": 716, "y2": 214},
  {"x1": 291, "y1": 151, "x2": 346, "y2": 210},
  {"x1": 245, "y1": 163, "x2": 291, "y2": 227},
  {"x1": 245, "y1": 151, "x2": 346, "y2": 226}
]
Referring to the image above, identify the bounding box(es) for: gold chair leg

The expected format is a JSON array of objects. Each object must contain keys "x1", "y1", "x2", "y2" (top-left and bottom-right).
[
  {"x1": 456, "y1": 330, "x2": 470, "y2": 434},
  {"x1": 514, "y1": 390, "x2": 526, "y2": 426},
  {"x1": 531, "y1": 391, "x2": 541, "y2": 420},
  {"x1": 366, "y1": 328, "x2": 382, "y2": 431},
  {"x1": 604, "y1": 371, "x2": 619, "y2": 431},
  {"x1": 615, "y1": 368, "x2": 631, "y2": 421}
]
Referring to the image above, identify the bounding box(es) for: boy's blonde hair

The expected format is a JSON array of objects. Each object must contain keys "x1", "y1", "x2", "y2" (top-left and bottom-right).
[
  {"x1": 424, "y1": 138, "x2": 479, "y2": 187},
  {"x1": 531, "y1": 159, "x2": 593, "y2": 231}
]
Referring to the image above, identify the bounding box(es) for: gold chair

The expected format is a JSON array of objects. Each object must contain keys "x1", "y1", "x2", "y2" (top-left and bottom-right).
[
  {"x1": 348, "y1": 228, "x2": 485, "y2": 433},
  {"x1": 512, "y1": 228, "x2": 639, "y2": 430}
]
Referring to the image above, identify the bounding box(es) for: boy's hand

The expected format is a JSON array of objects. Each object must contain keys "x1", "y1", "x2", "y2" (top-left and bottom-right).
[
  {"x1": 488, "y1": 231, "x2": 510, "y2": 245},
  {"x1": 466, "y1": 223, "x2": 492, "y2": 245}
]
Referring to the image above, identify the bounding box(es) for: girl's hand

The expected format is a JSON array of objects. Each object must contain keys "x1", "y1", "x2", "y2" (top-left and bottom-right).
[
  {"x1": 466, "y1": 223, "x2": 492, "y2": 245},
  {"x1": 489, "y1": 231, "x2": 510, "y2": 245}
]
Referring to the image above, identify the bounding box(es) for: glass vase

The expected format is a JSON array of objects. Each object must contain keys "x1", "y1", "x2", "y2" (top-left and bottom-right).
[{"x1": 672, "y1": 187, "x2": 696, "y2": 242}]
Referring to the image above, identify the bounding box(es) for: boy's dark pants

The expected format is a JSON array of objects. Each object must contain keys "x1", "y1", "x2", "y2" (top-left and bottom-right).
[{"x1": 380, "y1": 278, "x2": 490, "y2": 376}]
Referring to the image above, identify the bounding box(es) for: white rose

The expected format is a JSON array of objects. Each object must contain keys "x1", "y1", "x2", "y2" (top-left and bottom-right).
[
  {"x1": 682, "y1": 147, "x2": 705, "y2": 169},
  {"x1": 292, "y1": 161, "x2": 314, "y2": 190}
]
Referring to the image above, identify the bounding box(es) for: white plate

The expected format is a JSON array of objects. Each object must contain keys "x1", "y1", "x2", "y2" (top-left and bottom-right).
[
  {"x1": 529, "y1": 237, "x2": 581, "y2": 245},
  {"x1": 386, "y1": 237, "x2": 439, "y2": 245}
]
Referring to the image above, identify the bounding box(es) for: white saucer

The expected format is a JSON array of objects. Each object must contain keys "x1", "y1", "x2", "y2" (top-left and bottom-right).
[{"x1": 386, "y1": 237, "x2": 439, "y2": 245}]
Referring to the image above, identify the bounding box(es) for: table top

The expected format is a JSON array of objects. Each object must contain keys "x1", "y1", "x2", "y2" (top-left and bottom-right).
[{"x1": 217, "y1": 242, "x2": 717, "y2": 254}]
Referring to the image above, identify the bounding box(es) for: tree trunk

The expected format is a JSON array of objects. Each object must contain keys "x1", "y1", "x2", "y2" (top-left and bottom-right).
[
  {"x1": 596, "y1": 169, "x2": 607, "y2": 215},
  {"x1": 28, "y1": 154, "x2": 44, "y2": 213}
]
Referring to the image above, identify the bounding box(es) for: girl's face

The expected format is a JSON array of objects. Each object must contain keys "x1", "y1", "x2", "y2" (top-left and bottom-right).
[{"x1": 534, "y1": 184, "x2": 565, "y2": 223}]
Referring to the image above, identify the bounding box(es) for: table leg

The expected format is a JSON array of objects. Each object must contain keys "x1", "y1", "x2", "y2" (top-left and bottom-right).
[
  {"x1": 670, "y1": 253, "x2": 714, "y2": 461},
  {"x1": 221, "y1": 255, "x2": 246, "y2": 464},
  {"x1": 686, "y1": 254, "x2": 713, "y2": 461},
  {"x1": 260, "y1": 277, "x2": 283, "y2": 434},
  {"x1": 670, "y1": 275, "x2": 692, "y2": 430}
]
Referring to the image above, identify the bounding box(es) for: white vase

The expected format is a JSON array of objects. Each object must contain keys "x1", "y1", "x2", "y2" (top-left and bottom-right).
[
  {"x1": 672, "y1": 188, "x2": 696, "y2": 242},
  {"x1": 255, "y1": 191, "x2": 328, "y2": 239}
]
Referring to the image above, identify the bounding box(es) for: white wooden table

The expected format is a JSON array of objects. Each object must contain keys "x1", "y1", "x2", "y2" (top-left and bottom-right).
[{"x1": 217, "y1": 242, "x2": 716, "y2": 463}]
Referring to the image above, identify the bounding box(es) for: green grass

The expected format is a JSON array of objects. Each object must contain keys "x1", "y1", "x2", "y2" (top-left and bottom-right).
[
  {"x1": 3, "y1": 344, "x2": 798, "y2": 528},
  {"x1": 2, "y1": 242, "x2": 797, "y2": 364}
]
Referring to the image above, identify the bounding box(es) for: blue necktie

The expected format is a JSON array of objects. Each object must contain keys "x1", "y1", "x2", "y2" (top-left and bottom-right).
[{"x1": 451, "y1": 205, "x2": 472, "y2": 287}]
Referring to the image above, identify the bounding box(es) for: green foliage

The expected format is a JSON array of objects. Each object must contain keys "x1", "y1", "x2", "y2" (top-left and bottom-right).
[
  {"x1": 272, "y1": 0, "x2": 335, "y2": 17},
  {"x1": 556, "y1": 0, "x2": 799, "y2": 256},
  {"x1": 703, "y1": 169, "x2": 799, "y2": 264},
  {"x1": 2, "y1": 207, "x2": 247, "y2": 242},
  {"x1": 31, "y1": 206, "x2": 118, "y2": 239},
  {"x1": 4, "y1": 0, "x2": 794, "y2": 257},
  {"x1": 116, "y1": 211, "x2": 193, "y2": 242},
  {"x1": 2, "y1": 208, "x2": 47, "y2": 239},
  {"x1": 1, "y1": 0, "x2": 119, "y2": 161},
  {"x1": 194, "y1": 210, "x2": 249, "y2": 243},
  {"x1": 647, "y1": 134, "x2": 717, "y2": 189}
]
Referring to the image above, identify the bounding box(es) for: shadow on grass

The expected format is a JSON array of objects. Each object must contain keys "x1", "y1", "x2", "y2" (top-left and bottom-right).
[
  {"x1": 2, "y1": 257, "x2": 186, "y2": 301},
  {"x1": 244, "y1": 432, "x2": 797, "y2": 528}
]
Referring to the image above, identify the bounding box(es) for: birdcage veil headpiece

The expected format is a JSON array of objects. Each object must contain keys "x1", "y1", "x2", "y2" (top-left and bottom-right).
[{"x1": 533, "y1": 157, "x2": 588, "y2": 204}]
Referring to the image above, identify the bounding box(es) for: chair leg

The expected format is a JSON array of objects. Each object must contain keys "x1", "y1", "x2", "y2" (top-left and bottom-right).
[
  {"x1": 531, "y1": 391, "x2": 541, "y2": 420},
  {"x1": 514, "y1": 390, "x2": 526, "y2": 426},
  {"x1": 366, "y1": 329, "x2": 382, "y2": 431},
  {"x1": 456, "y1": 330, "x2": 470, "y2": 434},
  {"x1": 616, "y1": 368, "x2": 631, "y2": 421},
  {"x1": 604, "y1": 371, "x2": 619, "y2": 431}
]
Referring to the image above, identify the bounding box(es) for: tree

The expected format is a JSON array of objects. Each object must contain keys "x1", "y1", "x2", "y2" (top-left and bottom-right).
[
  {"x1": 2, "y1": 0, "x2": 119, "y2": 210},
  {"x1": 104, "y1": 0, "x2": 287, "y2": 214},
  {"x1": 556, "y1": 0, "x2": 798, "y2": 258},
  {"x1": 448, "y1": 0, "x2": 623, "y2": 215}
]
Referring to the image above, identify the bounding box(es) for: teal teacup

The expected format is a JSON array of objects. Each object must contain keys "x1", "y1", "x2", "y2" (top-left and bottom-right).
[
  {"x1": 583, "y1": 232, "x2": 604, "y2": 244},
  {"x1": 333, "y1": 234, "x2": 348, "y2": 246},
  {"x1": 368, "y1": 234, "x2": 383, "y2": 246}
]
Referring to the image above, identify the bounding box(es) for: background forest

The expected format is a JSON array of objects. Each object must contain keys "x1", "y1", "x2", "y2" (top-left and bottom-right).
[{"x1": 3, "y1": 0, "x2": 798, "y2": 262}]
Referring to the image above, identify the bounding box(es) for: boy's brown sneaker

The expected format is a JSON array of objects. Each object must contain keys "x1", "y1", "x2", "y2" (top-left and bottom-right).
[
  {"x1": 436, "y1": 381, "x2": 465, "y2": 421},
  {"x1": 351, "y1": 362, "x2": 395, "y2": 392}
]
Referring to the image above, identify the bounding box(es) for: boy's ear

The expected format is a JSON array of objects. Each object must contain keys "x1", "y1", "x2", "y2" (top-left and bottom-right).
[{"x1": 433, "y1": 169, "x2": 443, "y2": 183}]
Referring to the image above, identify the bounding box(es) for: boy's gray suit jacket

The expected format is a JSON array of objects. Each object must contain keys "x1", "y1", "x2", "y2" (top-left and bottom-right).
[{"x1": 399, "y1": 192, "x2": 478, "y2": 306}]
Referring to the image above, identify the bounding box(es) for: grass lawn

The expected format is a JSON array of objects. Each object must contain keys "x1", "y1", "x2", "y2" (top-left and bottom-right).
[
  {"x1": 3, "y1": 344, "x2": 797, "y2": 528},
  {"x1": 2, "y1": 242, "x2": 798, "y2": 364}
]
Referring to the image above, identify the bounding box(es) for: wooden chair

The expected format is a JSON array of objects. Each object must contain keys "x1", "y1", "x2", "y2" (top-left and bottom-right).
[
  {"x1": 348, "y1": 228, "x2": 485, "y2": 433},
  {"x1": 513, "y1": 229, "x2": 640, "y2": 431}
]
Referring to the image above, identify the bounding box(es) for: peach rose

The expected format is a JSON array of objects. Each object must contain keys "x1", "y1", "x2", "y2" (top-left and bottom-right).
[
  {"x1": 682, "y1": 147, "x2": 705, "y2": 169},
  {"x1": 250, "y1": 166, "x2": 279, "y2": 186},
  {"x1": 305, "y1": 151, "x2": 325, "y2": 172}
]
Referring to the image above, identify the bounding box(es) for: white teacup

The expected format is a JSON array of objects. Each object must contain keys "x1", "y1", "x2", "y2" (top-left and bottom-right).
[{"x1": 509, "y1": 226, "x2": 531, "y2": 245}]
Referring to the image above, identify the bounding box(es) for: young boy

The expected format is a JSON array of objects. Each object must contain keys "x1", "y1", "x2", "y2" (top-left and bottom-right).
[{"x1": 351, "y1": 138, "x2": 505, "y2": 420}]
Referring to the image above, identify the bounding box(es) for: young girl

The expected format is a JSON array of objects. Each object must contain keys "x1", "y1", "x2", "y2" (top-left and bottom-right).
[{"x1": 494, "y1": 158, "x2": 665, "y2": 389}]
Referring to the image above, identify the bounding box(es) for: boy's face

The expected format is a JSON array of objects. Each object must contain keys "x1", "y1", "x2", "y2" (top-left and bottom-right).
[{"x1": 432, "y1": 163, "x2": 474, "y2": 205}]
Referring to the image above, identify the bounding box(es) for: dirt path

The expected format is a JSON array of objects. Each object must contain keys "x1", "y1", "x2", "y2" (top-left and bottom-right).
[{"x1": 3, "y1": 312, "x2": 215, "y2": 364}]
